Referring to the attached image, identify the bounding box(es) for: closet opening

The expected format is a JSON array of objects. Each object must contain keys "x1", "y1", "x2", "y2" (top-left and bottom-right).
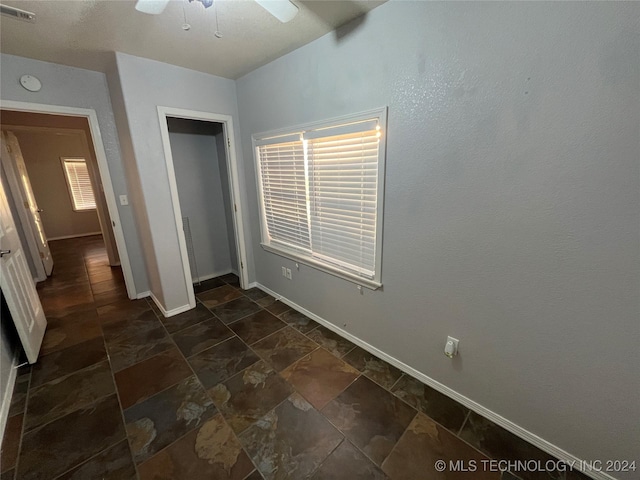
[{"x1": 158, "y1": 107, "x2": 249, "y2": 312}]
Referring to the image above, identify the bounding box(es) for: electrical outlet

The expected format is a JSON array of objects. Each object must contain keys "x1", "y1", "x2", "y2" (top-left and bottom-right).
[
  {"x1": 286, "y1": 268, "x2": 292, "y2": 279},
  {"x1": 444, "y1": 336, "x2": 459, "y2": 358},
  {"x1": 281, "y1": 266, "x2": 286, "y2": 277}
]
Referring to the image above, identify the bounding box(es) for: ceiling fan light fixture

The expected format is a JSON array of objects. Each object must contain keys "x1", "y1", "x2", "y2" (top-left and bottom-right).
[
  {"x1": 255, "y1": 0, "x2": 298, "y2": 23},
  {"x1": 135, "y1": 0, "x2": 171, "y2": 15}
]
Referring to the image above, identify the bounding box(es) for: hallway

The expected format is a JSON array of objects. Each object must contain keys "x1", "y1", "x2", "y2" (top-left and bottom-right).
[{"x1": 1, "y1": 237, "x2": 589, "y2": 480}]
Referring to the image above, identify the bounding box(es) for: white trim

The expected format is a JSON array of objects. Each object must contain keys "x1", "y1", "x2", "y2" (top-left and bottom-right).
[
  {"x1": 254, "y1": 282, "x2": 616, "y2": 480},
  {"x1": 135, "y1": 290, "x2": 151, "y2": 299},
  {"x1": 0, "y1": 100, "x2": 137, "y2": 299},
  {"x1": 194, "y1": 270, "x2": 233, "y2": 283},
  {"x1": 0, "y1": 354, "x2": 19, "y2": 447},
  {"x1": 47, "y1": 232, "x2": 103, "y2": 241},
  {"x1": 149, "y1": 291, "x2": 191, "y2": 318},
  {"x1": 156, "y1": 106, "x2": 251, "y2": 309}
]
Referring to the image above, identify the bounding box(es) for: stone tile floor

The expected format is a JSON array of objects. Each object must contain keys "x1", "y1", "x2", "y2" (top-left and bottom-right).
[{"x1": 0, "y1": 235, "x2": 591, "y2": 480}]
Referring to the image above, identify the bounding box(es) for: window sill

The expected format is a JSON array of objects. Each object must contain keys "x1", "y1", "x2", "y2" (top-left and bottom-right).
[{"x1": 261, "y1": 243, "x2": 382, "y2": 290}]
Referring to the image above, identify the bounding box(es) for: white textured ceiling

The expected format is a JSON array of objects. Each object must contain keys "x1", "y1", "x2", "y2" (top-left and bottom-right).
[{"x1": 0, "y1": 0, "x2": 385, "y2": 79}]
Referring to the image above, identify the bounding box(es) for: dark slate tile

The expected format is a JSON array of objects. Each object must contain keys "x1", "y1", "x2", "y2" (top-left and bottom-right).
[
  {"x1": 106, "y1": 324, "x2": 174, "y2": 372},
  {"x1": 343, "y1": 346, "x2": 403, "y2": 390},
  {"x1": 459, "y1": 412, "x2": 569, "y2": 480},
  {"x1": 211, "y1": 297, "x2": 262, "y2": 325},
  {"x1": 281, "y1": 348, "x2": 359, "y2": 410},
  {"x1": 243, "y1": 288, "x2": 269, "y2": 301},
  {"x1": 244, "y1": 470, "x2": 264, "y2": 480},
  {"x1": 40, "y1": 285, "x2": 94, "y2": 316},
  {"x1": 228, "y1": 310, "x2": 286, "y2": 345},
  {"x1": 382, "y1": 413, "x2": 499, "y2": 480},
  {"x1": 306, "y1": 325, "x2": 357, "y2": 358},
  {"x1": 124, "y1": 375, "x2": 217, "y2": 464},
  {"x1": 239, "y1": 393, "x2": 343, "y2": 480},
  {"x1": 31, "y1": 337, "x2": 107, "y2": 388},
  {"x1": 159, "y1": 303, "x2": 214, "y2": 334},
  {"x1": 0, "y1": 414, "x2": 22, "y2": 473},
  {"x1": 322, "y1": 376, "x2": 416, "y2": 466},
  {"x1": 197, "y1": 285, "x2": 243, "y2": 309},
  {"x1": 172, "y1": 318, "x2": 234, "y2": 357},
  {"x1": 8, "y1": 371, "x2": 30, "y2": 417},
  {"x1": 502, "y1": 473, "x2": 523, "y2": 480},
  {"x1": 0, "y1": 469, "x2": 14, "y2": 480},
  {"x1": 137, "y1": 414, "x2": 254, "y2": 480},
  {"x1": 90, "y1": 278, "x2": 126, "y2": 296},
  {"x1": 188, "y1": 336, "x2": 260, "y2": 389},
  {"x1": 93, "y1": 289, "x2": 130, "y2": 308},
  {"x1": 252, "y1": 327, "x2": 318, "y2": 372},
  {"x1": 279, "y1": 310, "x2": 318, "y2": 334},
  {"x1": 220, "y1": 273, "x2": 240, "y2": 288},
  {"x1": 17, "y1": 395, "x2": 126, "y2": 480},
  {"x1": 391, "y1": 374, "x2": 468, "y2": 432},
  {"x1": 96, "y1": 299, "x2": 150, "y2": 324},
  {"x1": 115, "y1": 348, "x2": 192, "y2": 409},
  {"x1": 193, "y1": 276, "x2": 226, "y2": 294},
  {"x1": 56, "y1": 440, "x2": 137, "y2": 480},
  {"x1": 45, "y1": 308, "x2": 98, "y2": 329},
  {"x1": 209, "y1": 360, "x2": 294, "y2": 434},
  {"x1": 264, "y1": 301, "x2": 291, "y2": 317},
  {"x1": 100, "y1": 309, "x2": 161, "y2": 345},
  {"x1": 255, "y1": 295, "x2": 276, "y2": 307},
  {"x1": 24, "y1": 361, "x2": 115, "y2": 432},
  {"x1": 40, "y1": 317, "x2": 102, "y2": 356},
  {"x1": 310, "y1": 440, "x2": 389, "y2": 480}
]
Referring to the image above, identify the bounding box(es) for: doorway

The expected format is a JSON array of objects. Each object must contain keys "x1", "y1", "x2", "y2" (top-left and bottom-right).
[
  {"x1": 157, "y1": 107, "x2": 249, "y2": 310},
  {"x1": 1, "y1": 112, "x2": 116, "y2": 271},
  {"x1": 0, "y1": 101, "x2": 136, "y2": 299}
]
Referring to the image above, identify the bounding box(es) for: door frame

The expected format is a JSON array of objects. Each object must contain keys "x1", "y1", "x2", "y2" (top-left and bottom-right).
[
  {"x1": 0, "y1": 100, "x2": 137, "y2": 299},
  {"x1": 157, "y1": 106, "x2": 250, "y2": 308}
]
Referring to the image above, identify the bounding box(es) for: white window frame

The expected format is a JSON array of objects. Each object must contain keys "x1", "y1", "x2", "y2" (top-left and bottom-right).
[
  {"x1": 253, "y1": 107, "x2": 387, "y2": 289},
  {"x1": 60, "y1": 157, "x2": 97, "y2": 211}
]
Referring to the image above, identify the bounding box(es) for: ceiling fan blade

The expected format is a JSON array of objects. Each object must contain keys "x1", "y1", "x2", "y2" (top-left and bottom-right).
[
  {"x1": 135, "y1": 0, "x2": 171, "y2": 15},
  {"x1": 255, "y1": 0, "x2": 299, "y2": 23}
]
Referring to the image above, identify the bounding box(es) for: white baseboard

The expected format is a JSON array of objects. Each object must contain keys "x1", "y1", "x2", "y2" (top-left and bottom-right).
[
  {"x1": 254, "y1": 282, "x2": 616, "y2": 480},
  {"x1": 135, "y1": 290, "x2": 151, "y2": 299},
  {"x1": 194, "y1": 270, "x2": 233, "y2": 283},
  {"x1": 0, "y1": 353, "x2": 19, "y2": 447},
  {"x1": 149, "y1": 292, "x2": 193, "y2": 318},
  {"x1": 47, "y1": 231, "x2": 102, "y2": 241}
]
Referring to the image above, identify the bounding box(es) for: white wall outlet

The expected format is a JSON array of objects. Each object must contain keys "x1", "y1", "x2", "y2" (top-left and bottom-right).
[
  {"x1": 281, "y1": 266, "x2": 286, "y2": 277},
  {"x1": 286, "y1": 268, "x2": 292, "y2": 279},
  {"x1": 444, "y1": 336, "x2": 459, "y2": 358},
  {"x1": 119, "y1": 194, "x2": 129, "y2": 206}
]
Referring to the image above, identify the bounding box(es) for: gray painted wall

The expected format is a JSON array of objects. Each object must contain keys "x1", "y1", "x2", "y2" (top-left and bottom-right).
[
  {"x1": 168, "y1": 118, "x2": 236, "y2": 280},
  {"x1": 15, "y1": 130, "x2": 101, "y2": 240},
  {"x1": 236, "y1": 1, "x2": 639, "y2": 474},
  {"x1": 110, "y1": 52, "x2": 248, "y2": 311},
  {"x1": 0, "y1": 53, "x2": 149, "y2": 293}
]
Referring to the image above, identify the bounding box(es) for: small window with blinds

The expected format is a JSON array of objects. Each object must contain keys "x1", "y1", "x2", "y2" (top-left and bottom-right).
[
  {"x1": 61, "y1": 158, "x2": 96, "y2": 211},
  {"x1": 254, "y1": 108, "x2": 387, "y2": 288}
]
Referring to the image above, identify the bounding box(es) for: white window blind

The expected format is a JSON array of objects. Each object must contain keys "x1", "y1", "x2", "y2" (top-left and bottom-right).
[
  {"x1": 62, "y1": 159, "x2": 96, "y2": 211},
  {"x1": 257, "y1": 136, "x2": 310, "y2": 253},
  {"x1": 254, "y1": 109, "x2": 386, "y2": 287},
  {"x1": 306, "y1": 125, "x2": 379, "y2": 278}
]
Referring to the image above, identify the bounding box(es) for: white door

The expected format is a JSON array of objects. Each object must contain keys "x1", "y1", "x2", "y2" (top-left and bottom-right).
[
  {"x1": 0, "y1": 159, "x2": 47, "y2": 364},
  {"x1": 1, "y1": 131, "x2": 53, "y2": 276}
]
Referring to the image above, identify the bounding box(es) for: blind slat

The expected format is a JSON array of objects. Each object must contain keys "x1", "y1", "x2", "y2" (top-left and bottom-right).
[
  {"x1": 62, "y1": 159, "x2": 96, "y2": 211},
  {"x1": 256, "y1": 117, "x2": 381, "y2": 279}
]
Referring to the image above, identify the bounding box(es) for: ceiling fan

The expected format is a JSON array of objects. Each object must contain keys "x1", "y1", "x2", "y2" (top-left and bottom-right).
[{"x1": 135, "y1": 0, "x2": 299, "y2": 23}]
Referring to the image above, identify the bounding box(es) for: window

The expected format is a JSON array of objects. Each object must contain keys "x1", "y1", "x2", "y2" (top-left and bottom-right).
[
  {"x1": 254, "y1": 108, "x2": 387, "y2": 288},
  {"x1": 61, "y1": 158, "x2": 96, "y2": 211}
]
